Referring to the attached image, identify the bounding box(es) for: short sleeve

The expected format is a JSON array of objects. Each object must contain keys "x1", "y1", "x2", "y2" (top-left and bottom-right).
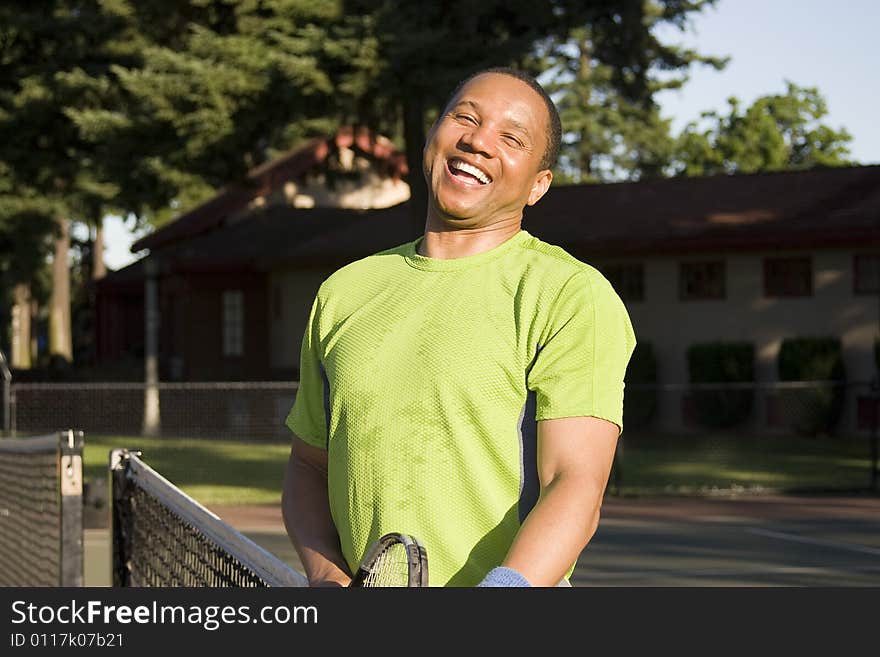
[
  {"x1": 285, "y1": 293, "x2": 329, "y2": 449},
  {"x1": 527, "y1": 271, "x2": 636, "y2": 434}
]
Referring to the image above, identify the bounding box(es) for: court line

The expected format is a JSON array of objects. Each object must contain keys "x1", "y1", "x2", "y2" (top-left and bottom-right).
[
  {"x1": 745, "y1": 527, "x2": 880, "y2": 557},
  {"x1": 574, "y1": 564, "x2": 880, "y2": 580}
]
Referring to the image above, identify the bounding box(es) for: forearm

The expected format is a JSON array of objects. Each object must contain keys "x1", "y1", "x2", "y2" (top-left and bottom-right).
[
  {"x1": 502, "y1": 472, "x2": 604, "y2": 586},
  {"x1": 281, "y1": 454, "x2": 351, "y2": 586}
]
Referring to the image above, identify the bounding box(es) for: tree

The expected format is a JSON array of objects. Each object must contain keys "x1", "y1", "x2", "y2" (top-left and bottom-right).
[
  {"x1": 64, "y1": 1, "x2": 732, "y2": 229},
  {"x1": 1, "y1": 0, "x2": 343, "y2": 364},
  {"x1": 340, "y1": 0, "x2": 590, "y2": 228},
  {"x1": 0, "y1": 1, "x2": 137, "y2": 365},
  {"x1": 0, "y1": 197, "x2": 55, "y2": 368},
  {"x1": 673, "y1": 82, "x2": 853, "y2": 176},
  {"x1": 69, "y1": 1, "x2": 591, "y2": 231},
  {"x1": 333, "y1": 1, "x2": 728, "y2": 222},
  {"x1": 538, "y1": 1, "x2": 727, "y2": 182},
  {"x1": 66, "y1": 0, "x2": 355, "y2": 227}
]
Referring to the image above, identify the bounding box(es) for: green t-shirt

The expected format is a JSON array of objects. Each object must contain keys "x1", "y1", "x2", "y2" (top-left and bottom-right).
[{"x1": 286, "y1": 229, "x2": 636, "y2": 586}]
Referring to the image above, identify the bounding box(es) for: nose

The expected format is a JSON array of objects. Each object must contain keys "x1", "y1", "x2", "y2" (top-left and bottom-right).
[{"x1": 458, "y1": 123, "x2": 495, "y2": 159}]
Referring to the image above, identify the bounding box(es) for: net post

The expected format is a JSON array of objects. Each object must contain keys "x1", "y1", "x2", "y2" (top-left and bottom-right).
[
  {"x1": 59, "y1": 429, "x2": 84, "y2": 586},
  {"x1": 109, "y1": 448, "x2": 134, "y2": 587},
  {"x1": 110, "y1": 450, "x2": 308, "y2": 587}
]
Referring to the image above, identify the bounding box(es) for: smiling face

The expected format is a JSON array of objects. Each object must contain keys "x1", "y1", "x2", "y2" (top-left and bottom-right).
[{"x1": 422, "y1": 73, "x2": 553, "y2": 230}]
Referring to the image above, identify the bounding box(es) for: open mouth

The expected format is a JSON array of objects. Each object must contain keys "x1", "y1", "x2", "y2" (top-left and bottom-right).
[{"x1": 447, "y1": 158, "x2": 492, "y2": 185}]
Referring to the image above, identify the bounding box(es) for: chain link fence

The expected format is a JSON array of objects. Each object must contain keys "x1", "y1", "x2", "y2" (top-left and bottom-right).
[
  {"x1": 5, "y1": 379, "x2": 876, "y2": 438},
  {"x1": 5, "y1": 381, "x2": 299, "y2": 441},
  {"x1": 1, "y1": 379, "x2": 877, "y2": 493},
  {"x1": 622, "y1": 380, "x2": 877, "y2": 436}
]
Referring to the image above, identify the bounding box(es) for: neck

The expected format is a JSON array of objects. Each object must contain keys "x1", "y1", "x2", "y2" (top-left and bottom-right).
[
  {"x1": 419, "y1": 203, "x2": 524, "y2": 259},
  {"x1": 418, "y1": 218, "x2": 522, "y2": 260}
]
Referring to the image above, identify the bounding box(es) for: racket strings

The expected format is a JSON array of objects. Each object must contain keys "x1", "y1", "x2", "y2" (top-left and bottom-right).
[{"x1": 364, "y1": 542, "x2": 412, "y2": 587}]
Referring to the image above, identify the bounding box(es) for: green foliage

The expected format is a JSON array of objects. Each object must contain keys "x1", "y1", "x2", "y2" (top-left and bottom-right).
[
  {"x1": 687, "y1": 342, "x2": 755, "y2": 429},
  {"x1": 777, "y1": 337, "x2": 846, "y2": 436},
  {"x1": 0, "y1": 1, "x2": 863, "y2": 370},
  {"x1": 345, "y1": 0, "x2": 598, "y2": 215},
  {"x1": 1, "y1": 2, "x2": 858, "y2": 231},
  {"x1": 673, "y1": 82, "x2": 853, "y2": 176},
  {"x1": 0, "y1": 161, "x2": 58, "y2": 283},
  {"x1": 689, "y1": 342, "x2": 755, "y2": 383},
  {"x1": 624, "y1": 341, "x2": 658, "y2": 430},
  {"x1": 0, "y1": 0, "x2": 139, "y2": 301},
  {"x1": 778, "y1": 337, "x2": 845, "y2": 382},
  {"x1": 68, "y1": 0, "x2": 354, "y2": 224},
  {"x1": 540, "y1": 1, "x2": 727, "y2": 182},
  {"x1": 0, "y1": 0, "x2": 367, "y2": 238},
  {"x1": 3, "y1": 0, "x2": 731, "y2": 235},
  {"x1": 0, "y1": 2, "x2": 136, "y2": 209}
]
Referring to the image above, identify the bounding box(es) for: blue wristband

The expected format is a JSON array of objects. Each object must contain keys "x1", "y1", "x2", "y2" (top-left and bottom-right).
[{"x1": 476, "y1": 566, "x2": 532, "y2": 587}]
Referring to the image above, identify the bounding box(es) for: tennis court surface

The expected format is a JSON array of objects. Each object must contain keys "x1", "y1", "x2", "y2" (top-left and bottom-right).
[
  {"x1": 572, "y1": 494, "x2": 880, "y2": 586},
  {"x1": 6, "y1": 432, "x2": 877, "y2": 587},
  {"x1": 203, "y1": 494, "x2": 880, "y2": 587},
  {"x1": 76, "y1": 493, "x2": 880, "y2": 587}
]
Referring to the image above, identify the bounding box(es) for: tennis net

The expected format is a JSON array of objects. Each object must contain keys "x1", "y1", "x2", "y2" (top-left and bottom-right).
[
  {"x1": 0, "y1": 430, "x2": 84, "y2": 586},
  {"x1": 110, "y1": 449, "x2": 307, "y2": 587}
]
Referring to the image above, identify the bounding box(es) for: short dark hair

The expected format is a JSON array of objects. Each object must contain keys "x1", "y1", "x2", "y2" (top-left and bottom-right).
[{"x1": 444, "y1": 67, "x2": 562, "y2": 170}]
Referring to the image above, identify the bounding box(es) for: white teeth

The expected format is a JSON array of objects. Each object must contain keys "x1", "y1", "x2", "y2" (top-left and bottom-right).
[{"x1": 450, "y1": 159, "x2": 491, "y2": 184}]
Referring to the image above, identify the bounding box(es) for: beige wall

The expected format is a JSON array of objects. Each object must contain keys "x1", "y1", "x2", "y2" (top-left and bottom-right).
[
  {"x1": 268, "y1": 268, "x2": 337, "y2": 372},
  {"x1": 606, "y1": 247, "x2": 878, "y2": 433},
  {"x1": 616, "y1": 248, "x2": 877, "y2": 384}
]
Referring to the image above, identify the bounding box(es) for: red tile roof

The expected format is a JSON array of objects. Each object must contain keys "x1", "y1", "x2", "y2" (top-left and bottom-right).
[
  {"x1": 131, "y1": 126, "x2": 408, "y2": 253},
  {"x1": 125, "y1": 164, "x2": 880, "y2": 276},
  {"x1": 525, "y1": 164, "x2": 880, "y2": 256}
]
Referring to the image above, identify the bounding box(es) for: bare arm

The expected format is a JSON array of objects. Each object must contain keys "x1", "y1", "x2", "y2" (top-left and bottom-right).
[
  {"x1": 502, "y1": 416, "x2": 619, "y2": 586},
  {"x1": 281, "y1": 435, "x2": 352, "y2": 587}
]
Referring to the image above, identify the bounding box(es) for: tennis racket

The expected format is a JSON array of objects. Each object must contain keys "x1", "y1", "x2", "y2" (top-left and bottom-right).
[{"x1": 349, "y1": 532, "x2": 428, "y2": 587}]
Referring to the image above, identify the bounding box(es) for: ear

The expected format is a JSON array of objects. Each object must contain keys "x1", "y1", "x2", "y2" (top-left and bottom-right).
[{"x1": 526, "y1": 169, "x2": 553, "y2": 206}]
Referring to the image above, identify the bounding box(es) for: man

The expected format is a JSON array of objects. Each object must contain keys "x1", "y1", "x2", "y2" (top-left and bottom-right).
[{"x1": 282, "y1": 67, "x2": 636, "y2": 587}]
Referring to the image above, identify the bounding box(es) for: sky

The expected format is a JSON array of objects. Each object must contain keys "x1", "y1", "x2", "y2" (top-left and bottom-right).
[
  {"x1": 101, "y1": 0, "x2": 880, "y2": 271},
  {"x1": 654, "y1": 0, "x2": 879, "y2": 164}
]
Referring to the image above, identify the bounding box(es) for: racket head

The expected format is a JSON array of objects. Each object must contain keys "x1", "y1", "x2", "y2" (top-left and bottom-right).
[{"x1": 349, "y1": 532, "x2": 428, "y2": 587}]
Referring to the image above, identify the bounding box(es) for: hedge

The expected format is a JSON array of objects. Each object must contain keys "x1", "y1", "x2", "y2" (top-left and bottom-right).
[
  {"x1": 687, "y1": 342, "x2": 755, "y2": 429},
  {"x1": 623, "y1": 342, "x2": 658, "y2": 430},
  {"x1": 777, "y1": 337, "x2": 846, "y2": 436}
]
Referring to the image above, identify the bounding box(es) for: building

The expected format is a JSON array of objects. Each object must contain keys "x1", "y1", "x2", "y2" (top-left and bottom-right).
[
  {"x1": 96, "y1": 126, "x2": 412, "y2": 381},
  {"x1": 95, "y1": 139, "x2": 880, "y2": 433},
  {"x1": 527, "y1": 167, "x2": 880, "y2": 433}
]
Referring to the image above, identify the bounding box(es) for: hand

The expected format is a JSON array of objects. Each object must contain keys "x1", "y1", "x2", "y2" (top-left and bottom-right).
[
  {"x1": 310, "y1": 574, "x2": 352, "y2": 587},
  {"x1": 476, "y1": 566, "x2": 531, "y2": 587}
]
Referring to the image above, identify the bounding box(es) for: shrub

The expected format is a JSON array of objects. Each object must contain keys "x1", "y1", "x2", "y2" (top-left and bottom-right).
[
  {"x1": 687, "y1": 342, "x2": 755, "y2": 429},
  {"x1": 623, "y1": 342, "x2": 657, "y2": 431},
  {"x1": 777, "y1": 337, "x2": 846, "y2": 436}
]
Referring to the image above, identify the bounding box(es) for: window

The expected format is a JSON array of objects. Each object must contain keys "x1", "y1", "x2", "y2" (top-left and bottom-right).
[
  {"x1": 680, "y1": 261, "x2": 725, "y2": 300},
  {"x1": 603, "y1": 263, "x2": 645, "y2": 302},
  {"x1": 222, "y1": 290, "x2": 244, "y2": 356},
  {"x1": 854, "y1": 253, "x2": 880, "y2": 294},
  {"x1": 764, "y1": 257, "x2": 812, "y2": 297}
]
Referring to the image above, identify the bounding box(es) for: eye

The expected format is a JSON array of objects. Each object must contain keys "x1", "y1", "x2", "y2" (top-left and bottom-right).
[
  {"x1": 454, "y1": 113, "x2": 478, "y2": 125},
  {"x1": 502, "y1": 134, "x2": 524, "y2": 148}
]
